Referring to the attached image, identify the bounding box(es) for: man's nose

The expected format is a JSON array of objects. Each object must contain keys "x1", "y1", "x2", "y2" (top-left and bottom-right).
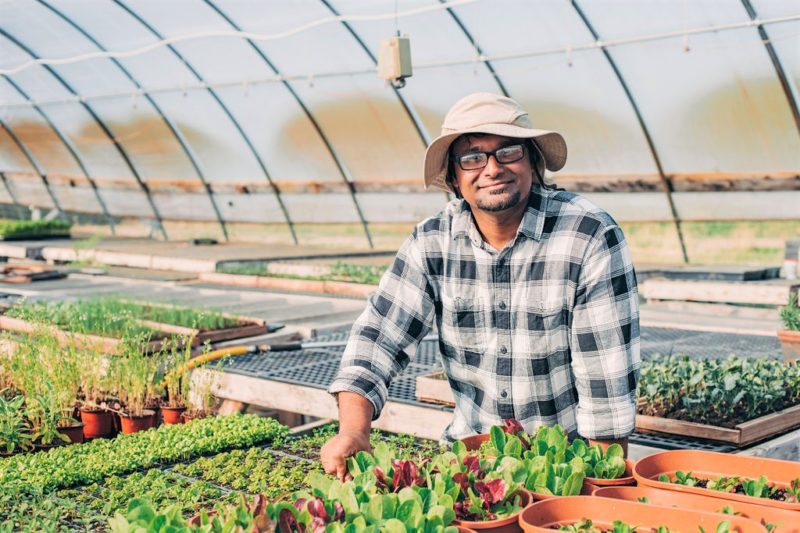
[{"x1": 482, "y1": 154, "x2": 504, "y2": 177}]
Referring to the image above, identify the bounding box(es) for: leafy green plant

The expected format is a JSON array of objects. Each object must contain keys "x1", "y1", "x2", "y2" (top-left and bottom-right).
[
  {"x1": 0, "y1": 414, "x2": 288, "y2": 496},
  {"x1": 559, "y1": 519, "x2": 640, "y2": 533},
  {"x1": 25, "y1": 388, "x2": 71, "y2": 446},
  {"x1": 659, "y1": 471, "x2": 800, "y2": 502},
  {"x1": 171, "y1": 447, "x2": 323, "y2": 498},
  {"x1": 0, "y1": 391, "x2": 31, "y2": 454},
  {"x1": 781, "y1": 294, "x2": 800, "y2": 331},
  {"x1": 639, "y1": 355, "x2": 800, "y2": 426},
  {"x1": 344, "y1": 441, "x2": 526, "y2": 522},
  {"x1": 0, "y1": 219, "x2": 71, "y2": 239}
]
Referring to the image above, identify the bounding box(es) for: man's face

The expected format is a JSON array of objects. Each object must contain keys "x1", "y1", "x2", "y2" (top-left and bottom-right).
[{"x1": 450, "y1": 134, "x2": 532, "y2": 214}]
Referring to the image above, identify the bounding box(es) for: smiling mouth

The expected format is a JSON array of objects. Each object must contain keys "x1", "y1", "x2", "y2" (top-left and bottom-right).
[{"x1": 479, "y1": 181, "x2": 514, "y2": 191}]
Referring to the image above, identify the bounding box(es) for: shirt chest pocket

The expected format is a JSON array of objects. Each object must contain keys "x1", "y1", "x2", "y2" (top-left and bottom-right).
[
  {"x1": 441, "y1": 294, "x2": 487, "y2": 357},
  {"x1": 523, "y1": 296, "x2": 570, "y2": 358}
]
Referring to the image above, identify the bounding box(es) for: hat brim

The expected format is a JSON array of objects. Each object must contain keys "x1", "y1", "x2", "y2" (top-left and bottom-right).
[{"x1": 423, "y1": 124, "x2": 567, "y2": 193}]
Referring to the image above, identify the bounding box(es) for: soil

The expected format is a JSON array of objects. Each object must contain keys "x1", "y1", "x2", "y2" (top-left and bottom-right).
[{"x1": 683, "y1": 478, "x2": 794, "y2": 502}]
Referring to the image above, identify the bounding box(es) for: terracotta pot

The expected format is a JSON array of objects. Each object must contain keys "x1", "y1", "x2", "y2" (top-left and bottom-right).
[
  {"x1": 79, "y1": 407, "x2": 114, "y2": 439},
  {"x1": 460, "y1": 433, "x2": 490, "y2": 452},
  {"x1": 119, "y1": 409, "x2": 156, "y2": 435},
  {"x1": 593, "y1": 486, "x2": 800, "y2": 533},
  {"x1": 181, "y1": 411, "x2": 209, "y2": 423},
  {"x1": 58, "y1": 422, "x2": 85, "y2": 444},
  {"x1": 457, "y1": 528, "x2": 478, "y2": 533},
  {"x1": 584, "y1": 458, "x2": 636, "y2": 487},
  {"x1": 454, "y1": 490, "x2": 531, "y2": 533},
  {"x1": 161, "y1": 405, "x2": 186, "y2": 425},
  {"x1": 518, "y1": 496, "x2": 766, "y2": 533},
  {"x1": 777, "y1": 329, "x2": 800, "y2": 363},
  {"x1": 633, "y1": 450, "x2": 800, "y2": 511},
  {"x1": 148, "y1": 406, "x2": 161, "y2": 428}
]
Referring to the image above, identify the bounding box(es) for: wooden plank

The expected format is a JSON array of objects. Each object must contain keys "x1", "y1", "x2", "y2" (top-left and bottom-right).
[
  {"x1": 635, "y1": 414, "x2": 742, "y2": 444},
  {"x1": 416, "y1": 372, "x2": 455, "y2": 407},
  {"x1": 640, "y1": 279, "x2": 798, "y2": 306},
  {"x1": 737, "y1": 404, "x2": 800, "y2": 446},
  {"x1": 203, "y1": 369, "x2": 452, "y2": 441}
]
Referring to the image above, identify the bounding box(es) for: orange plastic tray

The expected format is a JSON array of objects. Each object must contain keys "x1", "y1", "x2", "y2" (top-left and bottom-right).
[
  {"x1": 633, "y1": 450, "x2": 800, "y2": 511},
  {"x1": 593, "y1": 486, "x2": 799, "y2": 533},
  {"x1": 519, "y1": 496, "x2": 767, "y2": 532}
]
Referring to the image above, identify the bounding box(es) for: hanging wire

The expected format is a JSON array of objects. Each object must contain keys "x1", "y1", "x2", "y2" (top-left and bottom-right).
[
  {"x1": 3, "y1": 14, "x2": 799, "y2": 109},
  {"x1": 0, "y1": 0, "x2": 476, "y2": 76}
]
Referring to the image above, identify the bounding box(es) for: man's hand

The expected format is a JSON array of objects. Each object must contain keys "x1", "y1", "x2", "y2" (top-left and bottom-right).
[{"x1": 320, "y1": 430, "x2": 372, "y2": 481}]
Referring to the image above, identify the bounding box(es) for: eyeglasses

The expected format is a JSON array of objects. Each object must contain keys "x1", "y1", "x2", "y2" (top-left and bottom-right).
[{"x1": 453, "y1": 144, "x2": 526, "y2": 171}]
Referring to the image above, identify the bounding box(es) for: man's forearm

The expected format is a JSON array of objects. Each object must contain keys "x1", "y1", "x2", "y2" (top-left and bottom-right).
[
  {"x1": 337, "y1": 391, "x2": 374, "y2": 437},
  {"x1": 588, "y1": 437, "x2": 628, "y2": 458}
]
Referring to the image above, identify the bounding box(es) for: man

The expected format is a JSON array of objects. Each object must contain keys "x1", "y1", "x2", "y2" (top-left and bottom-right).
[{"x1": 322, "y1": 93, "x2": 640, "y2": 480}]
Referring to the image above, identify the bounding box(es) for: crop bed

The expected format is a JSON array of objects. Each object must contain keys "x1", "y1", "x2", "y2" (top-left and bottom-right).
[{"x1": 0, "y1": 419, "x2": 441, "y2": 532}]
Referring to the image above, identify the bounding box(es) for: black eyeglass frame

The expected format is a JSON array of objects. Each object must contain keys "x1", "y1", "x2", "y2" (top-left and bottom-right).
[{"x1": 451, "y1": 143, "x2": 527, "y2": 171}]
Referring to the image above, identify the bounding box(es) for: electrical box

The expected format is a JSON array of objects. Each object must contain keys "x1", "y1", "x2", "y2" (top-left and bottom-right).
[{"x1": 378, "y1": 35, "x2": 412, "y2": 82}]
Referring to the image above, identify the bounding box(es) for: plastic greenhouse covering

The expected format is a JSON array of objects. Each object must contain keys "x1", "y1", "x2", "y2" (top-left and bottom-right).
[{"x1": 0, "y1": 0, "x2": 797, "y2": 244}]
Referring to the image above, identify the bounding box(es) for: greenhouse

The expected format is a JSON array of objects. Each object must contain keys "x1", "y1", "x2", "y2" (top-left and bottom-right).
[{"x1": 0, "y1": 1, "x2": 799, "y2": 532}]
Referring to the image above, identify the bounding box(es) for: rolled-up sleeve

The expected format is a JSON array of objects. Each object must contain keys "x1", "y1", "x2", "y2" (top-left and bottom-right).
[
  {"x1": 328, "y1": 232, "x2": 436, "y2": 419},
  {"x1": 570, "y1": 226, "x2": 640, "y2": 440}
]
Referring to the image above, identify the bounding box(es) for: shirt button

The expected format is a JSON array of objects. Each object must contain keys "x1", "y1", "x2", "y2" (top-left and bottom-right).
[
  {"x1": 499, "y1": 346, "x2": 507, "y2": 354},
  {"x1": 498, "y1": 301, "x2": 506, "y2": 310},
  {"x1": 500, "y1": 390, "x2": 508, "y2": 398}
]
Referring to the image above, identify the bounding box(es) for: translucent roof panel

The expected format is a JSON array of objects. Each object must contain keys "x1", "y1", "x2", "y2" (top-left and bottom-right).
[
  {"x1": 0, "y1": 0, "x2": 798, "y2": 233},
  {"x1": 2, "y1": 105, "x2": 84, "y2": 176},
  {"x1": 215, "y1": 0, "x2": 425, "y2": 184},
  {"x1": 441, "y1": 0, "x2": 659, "y2": 177},
  {"x1": 579, "y1": 0, "x2": 800, "y2": 173},
  {"x1": 48, "y1": 1, "x2": 267, "y2": 185}
]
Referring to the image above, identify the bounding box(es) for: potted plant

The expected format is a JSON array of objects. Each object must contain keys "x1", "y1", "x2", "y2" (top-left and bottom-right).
[
  {"x1": 160, "y1": 339, "x2": 192, "y2": 425},
  {"x1": 182, "y1": 357, "x2": 220, "y2": 422},
  {"x1": 78, "y1": 346, "x2": 115, "y2": 439},
  {"x1": 518, "y1": 496, "x2": 765, "y2": 533},
  {"x1": 4, "y1": 329, "x2": 84, "y2": 444},
  {"x1": 593, "y1": 486, "x2": 800, "y2": 533},
  {"x1": 778, "y1": 294, "x2": 800, "y2": 363},
  {"x1": 0, "y1": 390, "x2": 32, "y2": 455},
  {"x1": 346, "y1": 442, "x2": 529, "y2": 532},
  {"x1": 112, "y1": 337, "x2": 161, "y2": 434},
  {"x1": 634, "y1": 450, "x2": 800, "y2": 511},
  {"x1": 25, "y1": 390, "x2": 71, "y2": 450}
]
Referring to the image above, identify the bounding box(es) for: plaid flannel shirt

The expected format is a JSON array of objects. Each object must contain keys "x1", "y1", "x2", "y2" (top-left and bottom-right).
[{"x1": 329, "y1": 186, "x2": 640, "y2": 442}]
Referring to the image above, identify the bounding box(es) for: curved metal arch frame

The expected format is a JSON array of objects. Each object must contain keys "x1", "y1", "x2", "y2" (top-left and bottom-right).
[
  {"x1": 2, "y1": 69, "x2": 117, "y2": 233},
  {"x1": 38, "y1": 0, "x2": 228, "y2": 240},
  {"x1": 437, "y1": 0, "x2": 510, "y2": 98},
  {"x1": 320, "y1": 0, "x2": 452, "y2": 230},
  {"x1": 0, "y1": 171, "x2": 20, "y2": 205},
  {"x1": 0, "y1": 29, "x2": 168, "y2": 239},
  {"x1": 570, "y1": 1, "x2": 689, "y2": 263},
  {"x1": 112, "y1": 0, "x2": 299, "y2": 245},
  {"x1": 204, "y1": 0, "x2": 384, "y2": 247},
  {"x1": 740, "y1": 0, "x2": 800, "y2": 137},
  {"x1": 0, "y1": 117, "x2": 64, "y2": 215}
]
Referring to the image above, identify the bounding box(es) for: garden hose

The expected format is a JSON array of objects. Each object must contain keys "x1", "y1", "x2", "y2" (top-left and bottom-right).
[{"x1": 168, "y1": 334, "x2": 439, "y2": 378}]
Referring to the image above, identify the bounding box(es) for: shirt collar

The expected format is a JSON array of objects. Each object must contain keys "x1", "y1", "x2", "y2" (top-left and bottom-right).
[{"x1": 451, "y1": 186, "x2": 549, "y2": 244}]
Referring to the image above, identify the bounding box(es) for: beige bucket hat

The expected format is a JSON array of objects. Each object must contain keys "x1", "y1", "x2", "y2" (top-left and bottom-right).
[{"x1": 423, "y1": 92, "x2": 568, "y2": 192}]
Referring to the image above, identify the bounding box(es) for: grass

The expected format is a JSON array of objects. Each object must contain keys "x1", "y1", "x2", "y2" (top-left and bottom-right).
[
  {"x1": 4, "y1": 297, "x2": 238, "y2": 337},
  {"x1": 218, "y1": 260, "x2": 389, "y2": 285}
]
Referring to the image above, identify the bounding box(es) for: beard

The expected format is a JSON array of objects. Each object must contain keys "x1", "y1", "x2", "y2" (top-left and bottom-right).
[{"x1": 475, "y1": 189, "x2": 521, "y2": 212}]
